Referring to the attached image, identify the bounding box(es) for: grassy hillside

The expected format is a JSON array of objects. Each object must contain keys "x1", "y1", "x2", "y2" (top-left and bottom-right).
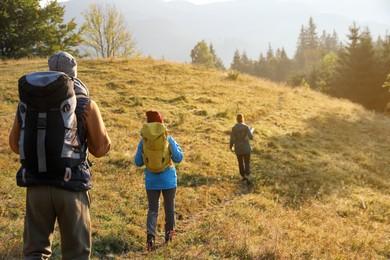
[{"x1": 0, "y1": 58, "x2": 389, "y2": 259}]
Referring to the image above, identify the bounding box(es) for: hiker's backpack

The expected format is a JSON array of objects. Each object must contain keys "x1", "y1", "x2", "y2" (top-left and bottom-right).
[
  {"x1": 235, "y1": 126, "x2": 249, "y2": 142},
  {"x1": 17, "y1": 71, "x2": 86, "y2": 178},
  {"x1": 141, "y1": 122, "x2": 172, "y2": 173}
]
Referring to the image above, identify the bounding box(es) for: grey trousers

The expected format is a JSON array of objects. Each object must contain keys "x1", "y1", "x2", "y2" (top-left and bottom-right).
[
  {"x1": 23, "y1": 185, "x2": 91, "y2": 260},
  {"x1": 146, "y1": 188, "x2": 176, "y2": 237}
]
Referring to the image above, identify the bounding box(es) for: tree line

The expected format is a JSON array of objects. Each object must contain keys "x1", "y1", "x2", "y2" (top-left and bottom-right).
[
  {"x1": 1, "y1": 1, "x2": 389, "y2": 112},
  {"x1": 190, "y1": 17, "x2": 390, "y2": 112}
]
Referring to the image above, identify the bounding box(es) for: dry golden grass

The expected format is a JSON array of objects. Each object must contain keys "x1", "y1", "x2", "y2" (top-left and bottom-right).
[{"x1": 0, "y1": 57, "x2": 389, "y2": 259}]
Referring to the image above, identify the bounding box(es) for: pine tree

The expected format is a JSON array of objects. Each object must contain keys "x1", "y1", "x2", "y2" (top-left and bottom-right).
[
  {"x1": 254, "y1": 54, "x2": 268, "y2": 78},
  {"x1": 376, "y1": 34, "x2": 390, "y2": 75},
  {"x1": 274, "y1": 47, "x2": 291, "y2": 82},
  {"x1": 209, "y1": 43, "x2": 225, "y2": 70},
  {"x1": 266, "y1": 43, "x2": 274, "y2": 60},
  {"x1": 330, "y1": 24, "x2": 388, "y2": 111},
  {"x1": 240, "y1": 51, "x2": 253, "y2": 74},
  {"x1": 293, "y1": 17, "x2": 322, "y2": 73},
  {"x1": 230, "y1": 49, "x2": 241, "y2": 71},
  {"x1": 307, "y1": 17, "x2": 319, "y2": 49},
  {"x1": 376, "y1": 34, "x2": 390, "y2": 109},
  {"x1": 294, "y1": 25, "x2": 307, "y2": 69},
  {"x1": 320, "y1": 30, "x2": 340, "y2": 53},
  {"x1": 252, "y1": 45, "x2": 291, "y2": 82}
]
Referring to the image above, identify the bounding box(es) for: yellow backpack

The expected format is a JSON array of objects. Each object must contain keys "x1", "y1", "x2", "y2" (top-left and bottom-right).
[{"x1": 141, "y1": 122, "x2": 172, "y2": 173}]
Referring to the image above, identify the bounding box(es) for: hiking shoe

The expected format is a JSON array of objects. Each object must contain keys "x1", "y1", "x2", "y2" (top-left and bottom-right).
[
  {"x1": 165, "y1": 230, "x2": 175, "y2": 243},
  {"x1": 146, "y1": 234, "x2": 155, "y2": 251}
]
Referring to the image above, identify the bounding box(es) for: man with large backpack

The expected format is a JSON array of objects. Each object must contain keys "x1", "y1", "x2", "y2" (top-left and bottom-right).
[
  {"x1": 9, "y1": 51, "x2": 111, "y2": 259},
  {"x1": 134, "y1": 110, "x2": 183, "y2": 251}
]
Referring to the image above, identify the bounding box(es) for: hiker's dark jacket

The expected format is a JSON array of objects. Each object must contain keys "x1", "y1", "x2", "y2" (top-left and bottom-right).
[
  {"x1": 9, "y1": 80, "x2": 111, "y2": 191},
  {"x1": 230, "y1": 123, "x2": 253, "y2": 155}
]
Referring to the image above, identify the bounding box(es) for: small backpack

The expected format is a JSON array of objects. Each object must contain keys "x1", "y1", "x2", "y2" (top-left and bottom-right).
[
  {"x1": 236, "y1": 127, "x2": 249, "y2": 142},
  {"x1": 141, "y1": 122, "x2": 172, "y2": 173},
  {"x1": 17, "y1": 71, "x2": 84, "y2": 178}
]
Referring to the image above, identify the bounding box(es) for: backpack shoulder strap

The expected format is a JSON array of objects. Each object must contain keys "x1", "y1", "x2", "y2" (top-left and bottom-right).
[{"x1": 73, "y1": 78, "x2": 89, "y2": 97}]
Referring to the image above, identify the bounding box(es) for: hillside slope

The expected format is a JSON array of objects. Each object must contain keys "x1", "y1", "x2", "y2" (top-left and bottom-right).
[{"x1": 0, "y1": 58, "x2": 389, "y2": 259}]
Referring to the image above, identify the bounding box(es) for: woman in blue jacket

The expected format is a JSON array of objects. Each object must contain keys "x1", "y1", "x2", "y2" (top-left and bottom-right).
[{"x1": 134, "y1": 110, "x2": 183, "y2": 250}]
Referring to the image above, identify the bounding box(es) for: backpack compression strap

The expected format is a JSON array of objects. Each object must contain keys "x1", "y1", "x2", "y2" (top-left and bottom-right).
[
  {"x1": 18, "y1": 102, "x2": 49, "y2": 172},
  {"x1": 37, "y1": 112, "x2": 48, "y2": 172}
]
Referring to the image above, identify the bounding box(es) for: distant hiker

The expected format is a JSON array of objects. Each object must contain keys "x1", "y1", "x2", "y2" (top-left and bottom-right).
[
  {"x1": 230, "y1": 113, "x2": 254, "y2": 184},
  {"x1": 134, "y1": 110, "x2": 183, "y2": 251},
  {"x1": 8, "y1": 51, "x2": 111, "y2": 259}
]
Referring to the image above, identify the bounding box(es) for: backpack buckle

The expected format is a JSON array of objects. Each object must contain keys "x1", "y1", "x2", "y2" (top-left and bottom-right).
[
  {"x1": 37, "y1": 113, "x2": 47, "y2": 129},
  {"x1": 63, "y1": 103, "x2": 71, "y2": 112},
  {"x1": 63, "y1": 167, "x2": 72, "y2": 182}
]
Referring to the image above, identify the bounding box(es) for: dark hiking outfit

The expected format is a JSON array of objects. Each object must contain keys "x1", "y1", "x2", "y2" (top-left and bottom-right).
[
  {"x1": 230, "y1": 123, "x2": 253, "y2": 181},
  {"x1": 134, "y1": 111, "x2": 183, "y2": 249},
  {"x1": 9, "y1": 52, "x2": 111, "y2": 259}
]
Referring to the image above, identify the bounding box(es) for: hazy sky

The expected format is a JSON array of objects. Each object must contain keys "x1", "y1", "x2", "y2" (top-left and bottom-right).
[
  {"x1": 40, "y1": 0, "x2": 389, "y2": 25},
  {"x1": 165, "y1": 0, "x2": 233, "y2": 4},
  {"x1": 41, "y1": 0, "x2": 233, "y2": 4}
]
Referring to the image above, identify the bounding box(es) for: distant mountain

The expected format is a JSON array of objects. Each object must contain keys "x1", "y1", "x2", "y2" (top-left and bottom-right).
[{"x1": 62, "y1": 0, "x2": 390, "y2": 66}]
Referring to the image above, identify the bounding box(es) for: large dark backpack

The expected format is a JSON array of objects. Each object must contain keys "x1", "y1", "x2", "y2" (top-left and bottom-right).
[{"x1": 17, "y1": 71, "x2": 85, "y2": 178}]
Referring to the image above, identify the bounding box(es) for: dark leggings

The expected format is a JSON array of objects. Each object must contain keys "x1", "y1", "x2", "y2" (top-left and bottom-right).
[
  {"x1": 146, "y1": 188, "x2": 176, "y2": 237},
  {"x1": 236, "y1": 153, "x2": 250, "y2": 177}
]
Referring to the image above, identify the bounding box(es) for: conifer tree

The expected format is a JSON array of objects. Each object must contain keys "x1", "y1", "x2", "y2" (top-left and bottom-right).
[
  {"x1": 376, "y1": 34, "x2": 390, "y2": 78},
  {"x1": 294, "y1": 17, "x2": 322, "y2": 73},
  {"x1": 330, "y1": 24, "x2": 389, "y2": 111},
  {"x1": 209, "y1": 43, "x2": 225, "y2": 70},
  {"x1": 230, "y1": 49, "x2": 241, "y2": 71},
  {"x1": 240, "y1": 51, "x2": 253, "y2": 74},
  {"x1": 320, "y1": 30, "x2": 340, "y2": 53},
  {"x1": 306, "y1": 17, "x2": 319, "y2": 49},
  {"x1": 265, "y1": 44, "x2": 277, "y2": 80},
  {"x1": 251, "y1": 44, "x2": 291, "y2": 82},
  {"x1": 295, "y1": 25, "x2": 307, "y2": 69},
  {"x1": 266, "y1": 43, "x2": 274, "y2": 60},
  {"x1": 254, "y1": 54, "x2": 268, "y2": 78},
  {"x1": 376, "y1": 34, "x2": 390, "y2": 109},
  {"x1": 274, "y1": 47, "x2": 291, "y2": 82}
]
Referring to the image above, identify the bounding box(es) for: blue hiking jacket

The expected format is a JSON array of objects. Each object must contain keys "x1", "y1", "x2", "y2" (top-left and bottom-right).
[{"x1": 135, "y1": 136, "x2": 183, "y2": 190}]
